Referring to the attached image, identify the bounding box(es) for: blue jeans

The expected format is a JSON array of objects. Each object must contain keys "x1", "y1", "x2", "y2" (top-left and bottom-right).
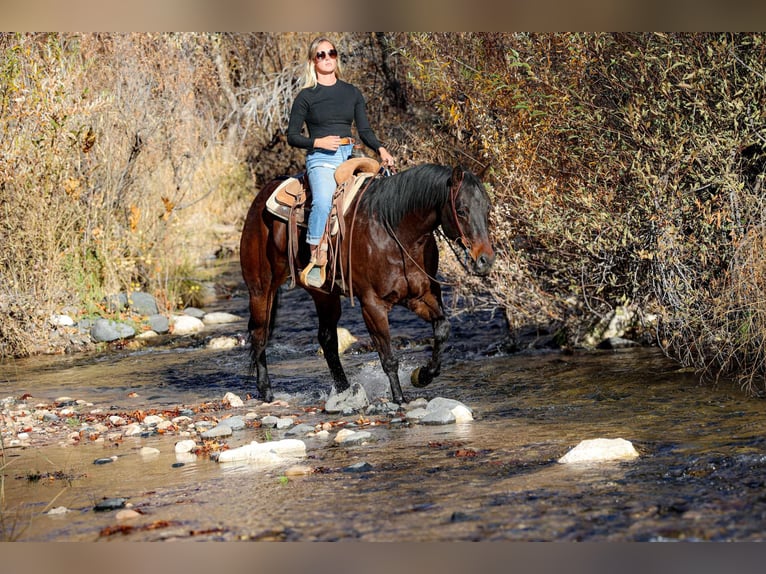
[{"x1": 305, "y1": 145, "x2": 353, "y2": 245}]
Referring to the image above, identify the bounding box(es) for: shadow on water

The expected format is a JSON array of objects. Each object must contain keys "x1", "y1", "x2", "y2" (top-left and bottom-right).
[{"x1": 3, "y1": 260, "x2": 766, "y2": 541}]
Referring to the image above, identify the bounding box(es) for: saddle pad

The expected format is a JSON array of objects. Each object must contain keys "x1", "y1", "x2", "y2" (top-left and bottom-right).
[
  {"x1": 266, "y1": 177, "x2": 308, "y2": 225},
  {"x1": 265, "y1": 168, "x2": 378, "y2": 232}
]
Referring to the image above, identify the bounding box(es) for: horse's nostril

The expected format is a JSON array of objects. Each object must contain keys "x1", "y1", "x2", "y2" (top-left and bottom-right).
[{"x1": 474, "y1": 253, "x2": 495, "y2": 275}]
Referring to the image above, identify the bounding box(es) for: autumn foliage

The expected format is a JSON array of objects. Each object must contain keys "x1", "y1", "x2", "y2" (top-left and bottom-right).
[{"x1": 3, "y1": 33, "x2": 766, "y2": 394}]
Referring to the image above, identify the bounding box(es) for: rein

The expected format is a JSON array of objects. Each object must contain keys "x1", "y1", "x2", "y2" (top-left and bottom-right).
[
  {"x1": 345, "y1": 166, "x2": 388, "y2": 305},
  {"x1": 383, "y1": 170, "x2": 475, "y2": 287}
]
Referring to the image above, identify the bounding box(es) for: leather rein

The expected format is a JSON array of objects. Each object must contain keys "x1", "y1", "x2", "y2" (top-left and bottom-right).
[{"x1": 383, "y1": 168, "x2": 475, "y2": 287}]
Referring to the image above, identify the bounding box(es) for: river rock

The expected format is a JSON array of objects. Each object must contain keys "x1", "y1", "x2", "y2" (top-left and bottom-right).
[
  {"x1": 426, "y1": 397, "x2": 474, "y2": 423},
  {"x1": 90, "y1": 319, "x2": 136, "y2": 342},
  {"x1": 324, "y1": 382, "x2": 369, "y2": 414},
  {"x1": 219, "y1": 415, "x2": 245, "y2": 430},
  {"x1": 147, "y1": 314, "x2": 170, "y2": 334},
  {"x1": 216, "y1": 438, "x2": 307, "y2": 464},
  {"x1": 223, "y1": 392, "x2": 244, "y2": 407},
  {"x1": 200, "y1": 424, "x2": 233, "y2": 438},
  {"x1": 175, "y1": 439, "x2": 197, "y2": 453},
  {"x1": 139, "y1": 446, "x2": 160, "y2": 457},
  {"x1": 202, "y1": 311, "x2": 241, "y2": 325},
  {"x1": 49, "y1": 313, "x2": 75, "y2": 327},
  {"x1": 285, "y1": 423, "x2": 316, "y2": 437},
  {"x1": 334, "y1": 429, "x2": 374, "y2": 445},
  {"x1": 126, "y1": 292, "x2": 159, "y2": 315},
  {"x1": 406, "y1": 397, "x2": 473, "y2": 425},
  {"x1": 558, "y1": 438, "x2": 639, "y2": 464},
  {"x1": 337, "y1": 328, "x2": 357, "y2": 354},
  {"x1": 182, "y1": 307, "x2": 206, "y2": 319},
  {"x1": 208, "y1": 336, "x2": 239, "y2": 350},
  {"x1": 171, "y1": 315, "x2": 205, "y2": 335}
]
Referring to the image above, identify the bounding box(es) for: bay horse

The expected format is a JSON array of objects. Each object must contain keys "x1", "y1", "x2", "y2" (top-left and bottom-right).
[{"x1": 239, "y1": 163, "x2": 495, "y2": 404}]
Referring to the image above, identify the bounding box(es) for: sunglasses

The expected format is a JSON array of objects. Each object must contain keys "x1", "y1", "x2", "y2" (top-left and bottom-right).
[{"x1": 315, "y1": 49, "x2": 338, "y2": 61}]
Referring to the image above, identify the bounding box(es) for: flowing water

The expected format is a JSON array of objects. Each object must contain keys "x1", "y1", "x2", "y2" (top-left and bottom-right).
[{"x1": 3, "y1": 260, "x2": 766, "y2": 542}]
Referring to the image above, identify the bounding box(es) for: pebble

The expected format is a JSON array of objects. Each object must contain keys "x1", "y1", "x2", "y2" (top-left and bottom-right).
[
  {"x1": 115, "y1": 509, "x2": 142, "y2": 521},
  {"x1": 139, "y1": 446, "x2": 160, "y2": 457}
]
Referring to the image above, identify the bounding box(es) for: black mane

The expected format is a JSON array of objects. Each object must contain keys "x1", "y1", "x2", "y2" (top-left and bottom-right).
[{"x1": 361, "y1": 164, "x2": 453, "y2": 228}]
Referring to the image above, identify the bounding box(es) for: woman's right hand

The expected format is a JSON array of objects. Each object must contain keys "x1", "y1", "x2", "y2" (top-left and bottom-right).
[{"x1": 314, "y1": 135, "x2": 343, "y2": 151}]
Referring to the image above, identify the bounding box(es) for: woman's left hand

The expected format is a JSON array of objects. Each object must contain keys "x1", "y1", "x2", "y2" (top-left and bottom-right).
[{"x1": 379, "y1": 147, "x2": 395, "y2": 167}]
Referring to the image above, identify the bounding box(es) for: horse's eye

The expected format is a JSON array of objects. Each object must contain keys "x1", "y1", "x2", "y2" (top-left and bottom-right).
[{"x1": 456, "y1": 207, "x2": 468, "y2": 218}]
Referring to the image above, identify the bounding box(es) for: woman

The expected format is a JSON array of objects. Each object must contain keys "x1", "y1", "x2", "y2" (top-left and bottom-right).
[{"x1": 287, "y1": 36, "x2": 395, "y2": 288}]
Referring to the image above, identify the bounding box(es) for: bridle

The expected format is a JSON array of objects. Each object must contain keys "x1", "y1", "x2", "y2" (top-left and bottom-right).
[
  {"x1": 448, "y1": 169, "x2": 473, "y2": 253},
  {"x1": 385, "y1": 168, "x2": 477, "y2": 285}
]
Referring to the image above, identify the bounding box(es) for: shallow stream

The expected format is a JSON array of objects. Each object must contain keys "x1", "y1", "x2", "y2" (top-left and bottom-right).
[{"x1": 3, "y1": 261, "x2": 766, "y2": 541}]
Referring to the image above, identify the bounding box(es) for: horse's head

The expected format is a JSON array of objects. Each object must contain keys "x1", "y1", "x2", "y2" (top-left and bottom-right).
[{"x1": 441, "y1": 166, "x2": 495, "y2": 276}]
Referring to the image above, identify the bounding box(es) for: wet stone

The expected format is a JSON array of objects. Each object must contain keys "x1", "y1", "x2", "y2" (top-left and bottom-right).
[
  {"x1": 344, "y1": 461, "x2": 373, "y2": 473},
  {"x1": 200, "y1": 424, "x2": 233, "y2": 439},
  {"x1": 93, "y1": 497, "x2": 128, "y2": 512},
  {"x1": 219, "y1": 415, "x2": 245, "y2": 430}
]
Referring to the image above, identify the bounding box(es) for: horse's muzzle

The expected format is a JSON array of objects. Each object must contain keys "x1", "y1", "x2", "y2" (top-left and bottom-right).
[{"x1": 467, "y1": 246, "x2": 495, "y2": 276}]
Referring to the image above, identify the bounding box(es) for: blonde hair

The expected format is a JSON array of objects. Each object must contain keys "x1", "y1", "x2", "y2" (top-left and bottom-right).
[{"x1": 300, "y1": 36, "x2": 343, "y2": 89}]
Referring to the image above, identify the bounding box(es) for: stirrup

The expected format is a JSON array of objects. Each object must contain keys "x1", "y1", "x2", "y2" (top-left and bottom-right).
[{"x1": 300, "y1": 261, "x2": 326, "y2": 288}]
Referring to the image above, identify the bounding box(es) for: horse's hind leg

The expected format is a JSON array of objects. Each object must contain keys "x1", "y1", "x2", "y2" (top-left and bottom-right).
[
  {"x1": 311, "y1": 291, "x2": 350, "y2": 393},
  {"x1": 246, "y1": 286, "x2": 278, "y2": 403}
]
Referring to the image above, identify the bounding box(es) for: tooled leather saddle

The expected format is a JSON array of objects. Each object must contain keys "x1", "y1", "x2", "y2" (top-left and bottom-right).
[{"x1": 265, "y1": 156, "x2": 381, "y2": 289}]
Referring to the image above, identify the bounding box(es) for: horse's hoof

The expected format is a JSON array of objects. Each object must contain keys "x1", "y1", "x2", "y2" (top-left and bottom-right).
[{"x1": 410, "y1": 367, "x2": 432, "y2": 388}]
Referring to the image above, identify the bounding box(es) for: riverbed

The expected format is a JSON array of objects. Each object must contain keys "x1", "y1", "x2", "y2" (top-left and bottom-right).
[{"x1": 2, "y1": 261, "x2": 766, "y2": 542}]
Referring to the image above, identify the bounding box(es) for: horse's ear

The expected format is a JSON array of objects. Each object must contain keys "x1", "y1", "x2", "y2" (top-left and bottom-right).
[
  {"x1": 478, "y1": 163, "x2": 490, "y2": 179},
  {"x1": 450, "y1": 165, "x2": 464, "y2": 188}
]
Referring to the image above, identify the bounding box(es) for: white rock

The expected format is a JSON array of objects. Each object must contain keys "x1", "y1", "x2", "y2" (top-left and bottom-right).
[
  {"x1": 136, "y1": 330, "x2": 159, "y2": 339},
  {"x1": 171, "y1": 314, "x2": 205, "y2": 335},
  {"x1": 202, "y1": 312, "x2": 241, "y2": 325},
  {"x1": 337, "y1": 327, "x2": 358, "y2": 354},
  {"x1": 49, "y1": 314, "x2": 75, "y2": 327},
  {"x1": 47, "y1": 506, "x2": 70, "y2": 515},
  {"x1": 223, "y1": 392, "x2": 244, "y2": 407},
  {"x1": 142, "y1": 415, "x2": 164, "y2": 426},
  {"x1": 175, "y1": 452, "x2": 197, "y2": 464},
  {"x1": 216, "y1": 438, "x2": 306, "y2": 464},
  {"x1": 451, "y1": 404, "x2": 474, "y2": 423},
  {"x1": 324, "y1": 383, "x2": 369, "y2": 413},
  {"x1": 558, "y1": 438, "x2": 639, "y2": 464},
  {"x1": 207, "y1": 336, "x2": 239, "y2": 350},
  {"x1": 123, "y1": 423, "x2": 143, "y2": 436},
  {"x1": 174, "y1": 439, "x2": 197, "y2": 454},
  {"x1": 139, "y1": 446, "x2": 160, "y2": 457}
]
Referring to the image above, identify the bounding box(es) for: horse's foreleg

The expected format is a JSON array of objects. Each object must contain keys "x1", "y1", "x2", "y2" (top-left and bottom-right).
[
  {"x1": 311, "y1": 292, "x2": 350, "y2": 393},
  {"x1": 408, "y1": 293, "x2": 449, "y2": 389},
  {"x1": 361, "y1": 300, "x2": 405, "y2": 404}
]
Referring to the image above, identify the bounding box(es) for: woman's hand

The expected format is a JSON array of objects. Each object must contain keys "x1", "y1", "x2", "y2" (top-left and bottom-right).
[
  {"x1": 379, "y1": 147, "x2": 395, "y2": 167},
  {"x1": 314, "y1": 135, "x2": 344, "y2": 151}
]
